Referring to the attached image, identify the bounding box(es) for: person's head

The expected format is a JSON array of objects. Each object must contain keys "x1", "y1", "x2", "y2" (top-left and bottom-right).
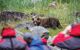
[{"x1": 23, "y1": 32, "x2": 33, "y2": 44}]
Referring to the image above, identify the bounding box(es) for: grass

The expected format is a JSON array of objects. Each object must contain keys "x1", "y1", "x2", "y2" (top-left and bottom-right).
[
  {"x1": 0, "y1": 0, "x2": 80, "y2": 36},
  {"x1": 48, "y1": 28, "x2": 63, "y2": 36}
]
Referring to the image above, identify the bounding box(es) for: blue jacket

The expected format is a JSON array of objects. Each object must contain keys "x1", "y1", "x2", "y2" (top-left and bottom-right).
[{"x1": 30, "y1": 35, "x2": 51, "y2": 50}]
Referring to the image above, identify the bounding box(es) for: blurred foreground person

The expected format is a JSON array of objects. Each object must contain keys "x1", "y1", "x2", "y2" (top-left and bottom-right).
[
  {"x1": 23, "y1": 32, "x2": 51, "y2": 50},
  {"x1": 29, "y1": 26, "x2": 50, "y2": 45},
  {"x1": 52, "y1": 18, "x2": 80, "y2": 50},
  {"x1": 0, "y1": 24, "x2": 26, "y2": 50}
]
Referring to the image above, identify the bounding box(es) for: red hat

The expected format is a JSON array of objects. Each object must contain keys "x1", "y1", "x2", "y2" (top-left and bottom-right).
[
  {"x1": 41, "y1": 38, "x2": 47, "y2": 45},
  {"x1": 69, "y1": 24, "x2": 80, "y2": 36},
  {"x1": 1, "y1": 27, "x2": 16, "y2": 37}
]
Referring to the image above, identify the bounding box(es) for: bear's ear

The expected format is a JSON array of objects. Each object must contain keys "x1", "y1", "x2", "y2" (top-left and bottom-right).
[
  {"x1": 32, "y1": 18, "x2": 34, "y2": 21},
  {"x1": 37, "y1": 17, "x2": 40, "y2": 20}
]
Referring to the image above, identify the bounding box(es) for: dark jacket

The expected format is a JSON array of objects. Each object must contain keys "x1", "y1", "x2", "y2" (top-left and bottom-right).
[
  {"x1": 0, "y1": 27, "x2": 26, "y2": 50},
  {"x1": 53, "y1": 24, "x2": 80, "y2": 50}
]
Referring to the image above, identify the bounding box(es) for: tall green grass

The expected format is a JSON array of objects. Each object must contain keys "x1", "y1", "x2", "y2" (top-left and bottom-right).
[{"x1": 0, "y1": 0, "x2": 80, "y2": 36}]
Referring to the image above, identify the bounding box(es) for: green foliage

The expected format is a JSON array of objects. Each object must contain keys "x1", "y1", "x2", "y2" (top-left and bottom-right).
[
  {"x1": 0, "y1": 0, "x2": 80, "y2": 23},
  {"x1": 0, "y1": 0, "x2": 80, "y2": 36}
]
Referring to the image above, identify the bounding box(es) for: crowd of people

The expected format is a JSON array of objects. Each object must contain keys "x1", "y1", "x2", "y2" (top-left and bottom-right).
[{"x1": 0, "y1": 18, "x2": 80, "y2": 50}]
